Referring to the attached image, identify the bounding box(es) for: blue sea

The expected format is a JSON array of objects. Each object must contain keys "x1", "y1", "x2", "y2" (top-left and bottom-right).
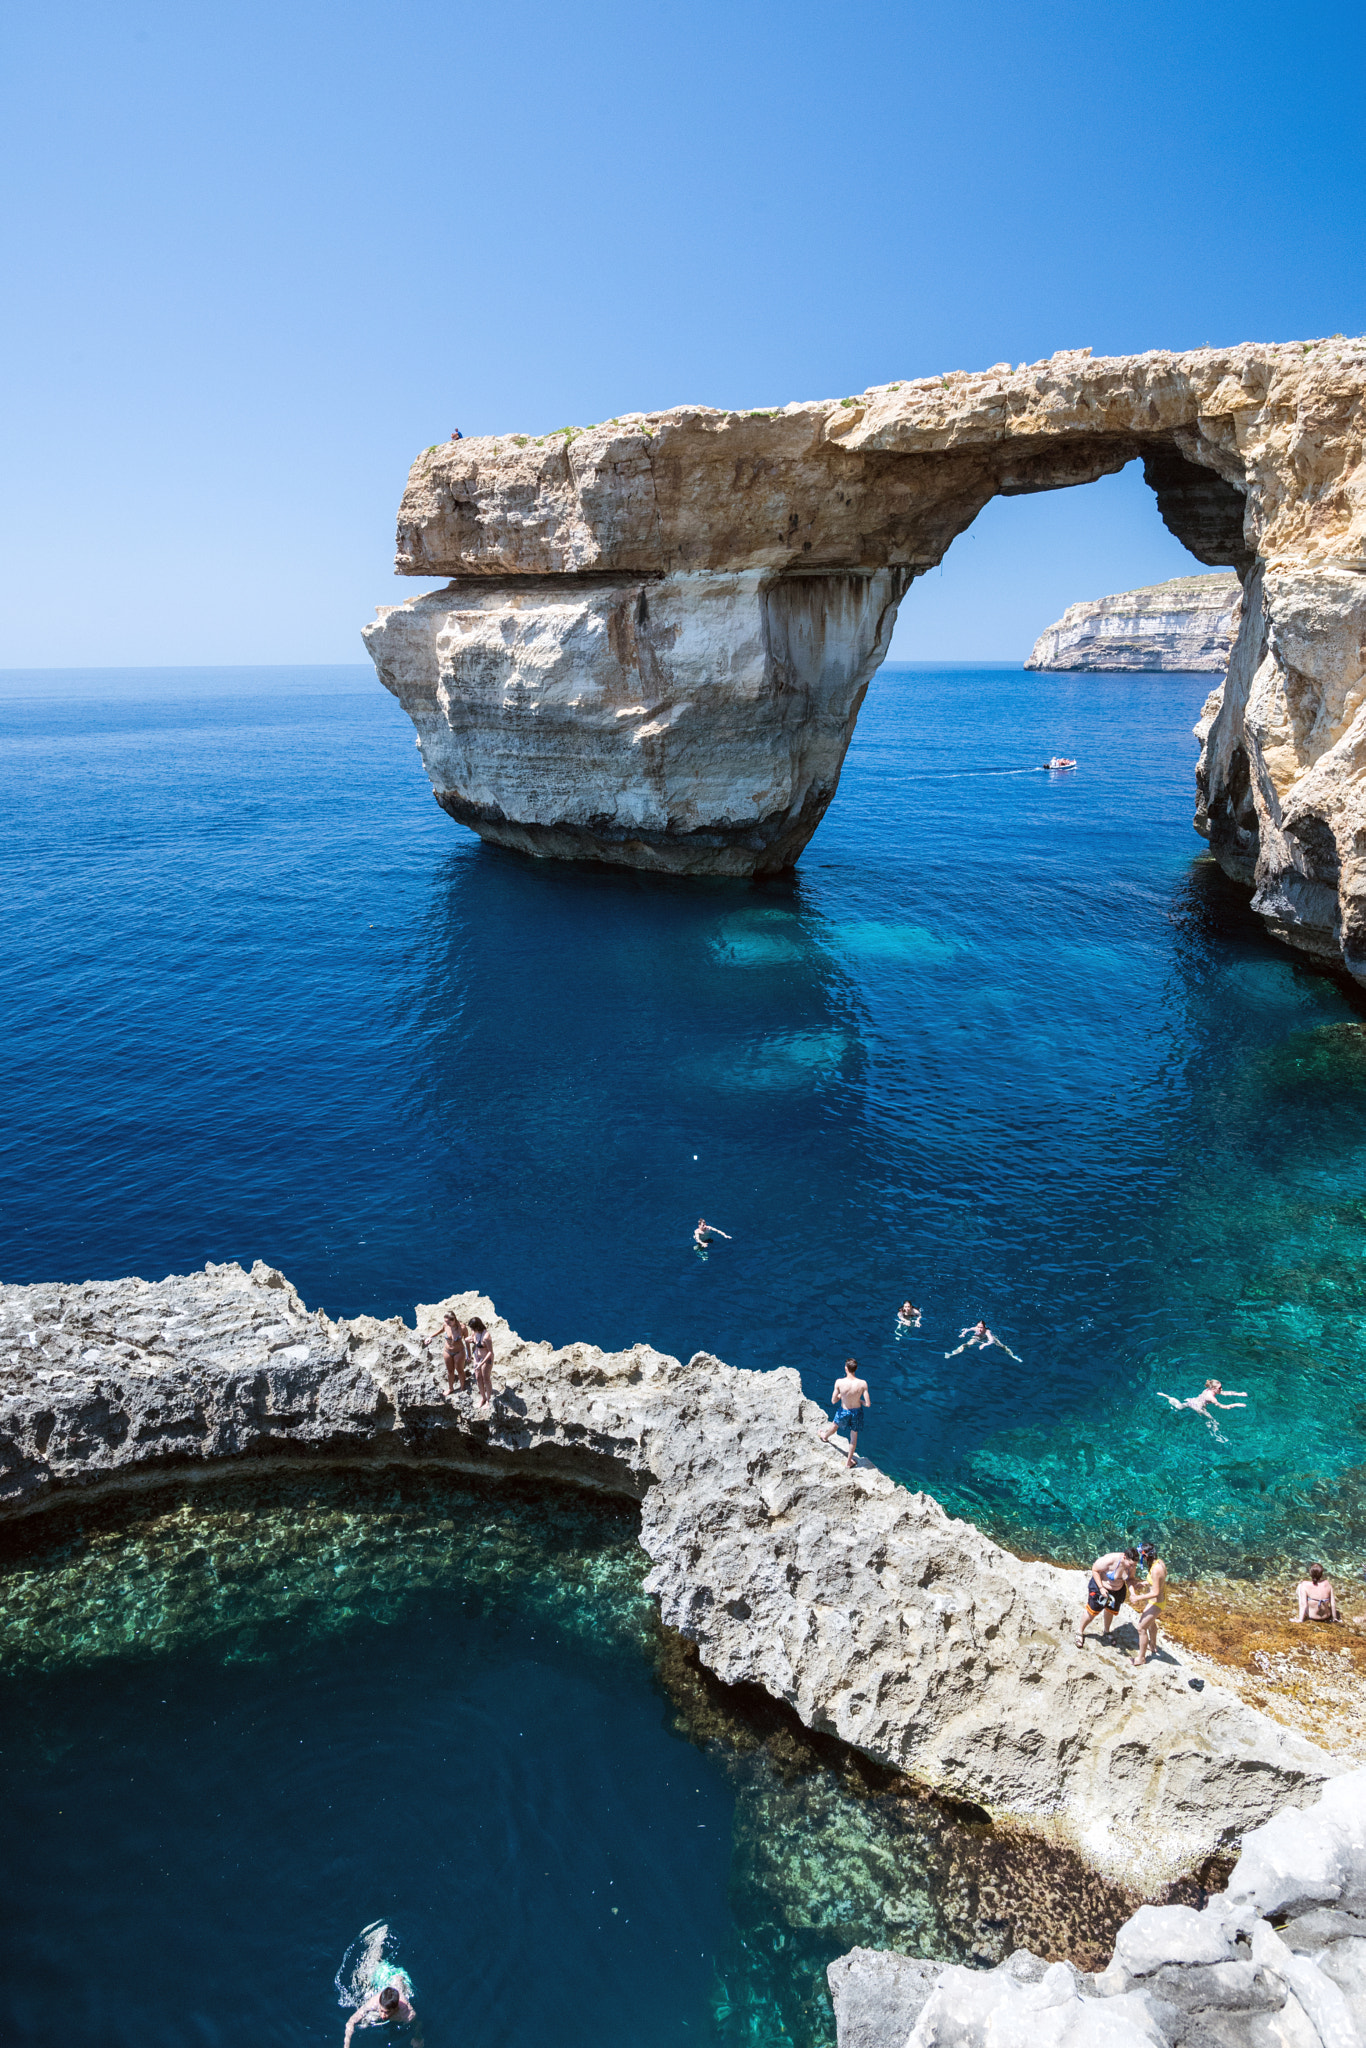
[{"x1": 2, "y1": 659, "x2": 1364, "y2": 2046}]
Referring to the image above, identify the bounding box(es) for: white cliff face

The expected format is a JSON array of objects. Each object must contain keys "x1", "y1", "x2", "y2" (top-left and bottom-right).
[
  {"x1": 0, "y1": 1260, "x2": 1336, "y2": 1893},
  {"x1": 366, "y1": 337, "x2": 1366, "y2": 978},
  {"x1": 365, "y1": 568, "x2": 907, "y2": 873},
  {"x1": 1025, "y1": 575, "x2": 1242, "y2": 672}
]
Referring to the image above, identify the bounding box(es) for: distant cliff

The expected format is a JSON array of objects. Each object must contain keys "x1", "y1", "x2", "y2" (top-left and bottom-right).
[{"x1": 1025, "y1": 572, "x2": 1241, "y2": 671}]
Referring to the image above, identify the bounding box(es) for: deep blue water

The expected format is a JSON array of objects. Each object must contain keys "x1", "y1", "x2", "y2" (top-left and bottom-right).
[
  {"x1": 4, "y1": 660, "x2": 1364, "y2": 1570},
  {"x1": 5, "y1": 658, "x2": 1365, "y2": 2048}
]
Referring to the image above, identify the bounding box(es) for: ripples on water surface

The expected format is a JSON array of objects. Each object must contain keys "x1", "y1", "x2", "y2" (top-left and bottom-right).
[
  {"x1": 5, "y1": 660, "x2": 1365, "y2": 2043},
  {"x1": 4, "y1": 661, "x2": 1364, "y2": 1570}
]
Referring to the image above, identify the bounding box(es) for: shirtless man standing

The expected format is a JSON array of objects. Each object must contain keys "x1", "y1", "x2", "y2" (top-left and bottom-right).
[
  {"x1": 423, "y1": 1310, "x2": 468, "y2": 1395},
  {"x1": 1076, "y1": 1547, "x2": 1138, "y2": 1647},
  {"x1": 819, "y1": 1360, "x2": 870, "y2": 1470},
  {"x1": 467, "y1": 1316, "x2": 494, "y2": 1406},
  {"x1": 1130, "y1": 1541, "x2": 1167, "y2": 1667}
]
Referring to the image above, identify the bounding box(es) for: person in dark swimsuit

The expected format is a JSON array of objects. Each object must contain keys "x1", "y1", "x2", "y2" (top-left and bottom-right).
[{"x1": 467, "y1": 1317, "x2": 494, "y2": 1406}]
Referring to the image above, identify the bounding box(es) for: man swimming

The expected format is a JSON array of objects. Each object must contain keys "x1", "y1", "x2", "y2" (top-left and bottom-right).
[
  {"x1": 1076, "y1": 1547, "x2": 1138, "y2": 1647},
  {"x1": 344, "y1": 1980, "x2": 417, "y2": 2044},
  {"x1": 422, "y1": 1310, "x2": 468, "y2": 1395},
  {"x1": 1129, "y1": 1541, "x2": 1167, "y2": 1667},
  {"x1": 945, "y1": 1320, "x2": 1021, "y2": 1362},
  {"x1": 819, "y1": 1360, "x2": 870, "y2": 1470},
  {"x1": 693, "y1": 1217, "x2": 732, "y2": 1249}
]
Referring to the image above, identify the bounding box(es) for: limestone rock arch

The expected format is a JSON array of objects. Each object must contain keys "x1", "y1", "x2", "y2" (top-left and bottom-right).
[{"x1": 363, "y1": 340, "x2": 1366, "y2": 978}]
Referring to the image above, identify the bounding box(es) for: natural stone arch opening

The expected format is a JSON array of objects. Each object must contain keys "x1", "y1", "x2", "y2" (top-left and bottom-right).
[{"x1": 364, "y1": 341, "x2": 1366, "y2": 977}]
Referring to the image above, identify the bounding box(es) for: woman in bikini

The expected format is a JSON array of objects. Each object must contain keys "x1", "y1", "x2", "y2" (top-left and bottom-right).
[
  {"x1": 1295, "y1": 1564, "x2": 1339, "y2": 1623},
  {"x1": 422, "y1": 1310, "x2": 469, "y2": 1395}
]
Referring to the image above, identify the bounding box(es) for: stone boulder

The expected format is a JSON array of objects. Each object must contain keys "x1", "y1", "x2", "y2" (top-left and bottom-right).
[
  {"x1": 364, "y1": 338, "x2": 1366, "y2": 985},
  {"x1": 828, "y1": 1770, "x2": 1366, "y2": 2048}
]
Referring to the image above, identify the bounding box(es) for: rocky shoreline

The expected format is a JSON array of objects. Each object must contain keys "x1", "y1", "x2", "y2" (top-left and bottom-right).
[
  {"x1": 0, "y1": 1259, "x2": 1340, "y2": 1893},
  {"x1": 828, "y1": 1770, "x2": 1366, "y2": 2046}
]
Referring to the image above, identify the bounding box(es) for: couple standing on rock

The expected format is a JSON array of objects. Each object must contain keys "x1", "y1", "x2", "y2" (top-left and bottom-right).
[
  {"x1": 423, "y1": 1311, "x2": 494, "y2": 1406},
  {"x1": 1077, "y1": 1542, "x2": 1167, "y2": 1667}
]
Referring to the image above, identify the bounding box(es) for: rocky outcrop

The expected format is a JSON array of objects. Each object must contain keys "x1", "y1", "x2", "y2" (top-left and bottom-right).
[
  {"x1": 364, "y1": 339, "x2": 1366, "y2": 971},
  {"x1": 1025, "y1": 575, "x2": 1241, "y2": 672},
  {"x1": 828, "y1": 1770, "x2": 1366, "y2": 2048},
  {"x1": 0, "y1": 1260, "x2": 1337, "y2": 1890}
]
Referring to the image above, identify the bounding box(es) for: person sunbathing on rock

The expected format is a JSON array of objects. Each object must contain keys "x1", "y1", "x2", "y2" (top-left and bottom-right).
[
  {"x1": 1076, "y1": 1547, "x2": 1138, "y2": 1647},
  {"x1": 945, "y1": 1320, "x2": 1020, "y2": 1362}
]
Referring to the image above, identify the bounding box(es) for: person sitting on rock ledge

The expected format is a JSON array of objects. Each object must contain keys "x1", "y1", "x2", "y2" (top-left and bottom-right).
[
  {"x1": 1295, "y1": 1563, "x2": 1339, "y2": 1623},
  {"x1": 422, "y1": 1310, "x2": 469, "y2": 1395},
  {"x1": 819, "y1": 1360, "x2": 870, "y2": 1470},
  {"x1": 1076, "y1": 1547, "x2": 1138, "y2": 1647}
]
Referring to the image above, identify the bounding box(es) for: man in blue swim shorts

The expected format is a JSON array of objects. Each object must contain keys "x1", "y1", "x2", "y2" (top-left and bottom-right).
[{"x1": 819, "y1": 1359, "x2": 870, "y2": 1470}]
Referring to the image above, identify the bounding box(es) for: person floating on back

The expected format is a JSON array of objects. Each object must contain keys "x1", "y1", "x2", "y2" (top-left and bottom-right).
[
  {"x1": 1295, "y1": 1563, "x2": 1339, "y2": 1623},
  {"x1": 1130, "y1": 1540, "x2": 1167, "y2": 1668},
  {"x1": 422, "y1": 1309, "x2": 469, "y2": 1395},
  {"x1": 1076, "y1": 1546, "x2": 1138, "y2": 1647},
  {"x1": 693, "y1": 1217, "x2": 731, "y2": 1251},
  {"x1": 467, "y1": 1316, "x2": 494, "y2": 1407},
  {"x1": 819, "y1": 1359, "x2": 870, "y2": 1470},
  {"x1": 945, "y1": 1320, "x2": 1020, "y2": 1362}
]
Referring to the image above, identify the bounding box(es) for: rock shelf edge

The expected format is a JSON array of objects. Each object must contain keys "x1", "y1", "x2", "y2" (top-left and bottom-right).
[{"x1": 0, "y1": 1259, "x2": 1339, "y2": 1893}]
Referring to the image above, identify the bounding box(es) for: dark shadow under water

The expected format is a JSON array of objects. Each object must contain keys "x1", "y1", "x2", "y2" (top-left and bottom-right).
[{"x1": 0, "y1": 1469, "x2": 1203, "y2": 2048}]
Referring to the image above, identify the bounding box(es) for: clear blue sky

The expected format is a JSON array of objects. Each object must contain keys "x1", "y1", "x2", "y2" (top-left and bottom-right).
[{"x1": 2, "y1": 0, "x2": 1362, "y2": 667}]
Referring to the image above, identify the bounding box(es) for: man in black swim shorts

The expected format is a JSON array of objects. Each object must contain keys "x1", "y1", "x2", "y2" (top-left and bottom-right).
[{"x1": 1076, "y1": 1547, "x2": 1138, "y2": 1647}]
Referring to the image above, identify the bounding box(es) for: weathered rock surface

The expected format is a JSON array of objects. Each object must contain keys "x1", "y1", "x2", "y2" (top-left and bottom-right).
[
  {"x1": 0, "y1": 1260, "x2": 1337, "y2": 1889},
  {"x1": 829, "y1": 1770, "x2": 1366, "y2": 2048},
  {"x1": 365, "y1": 338, "x2": 1366, "y2": 963},
  {"x1": 1025, "y1": 575, "x2": 1241, "y2": 673}
]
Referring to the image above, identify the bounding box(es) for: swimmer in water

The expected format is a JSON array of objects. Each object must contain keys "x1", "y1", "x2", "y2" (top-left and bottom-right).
[
  {"x1": 896, "y1": 1301, "x2": 921, "y2": 1328},
  {"x1": 945, "y1": 1320, "x2": 1021, "y2": 1362},
  {"x1": 694, "y1": 1217, "x2": 732, "y2": 1250},
  {"x1": 1155, "y1": 1378, "x2": 1247, "y2": 1429},
  {"x1": 344, "y1": 1981, "x2": 417, "y2": 2044}
]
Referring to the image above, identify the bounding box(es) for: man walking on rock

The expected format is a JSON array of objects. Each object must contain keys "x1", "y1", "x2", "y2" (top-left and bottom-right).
[{"x1": 820, "y1": 1360, "x2": 870, "y2": 1470}]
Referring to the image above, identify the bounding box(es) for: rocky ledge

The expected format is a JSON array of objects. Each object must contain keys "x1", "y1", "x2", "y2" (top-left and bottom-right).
[
  {"x1": 0, "y1": 1260, "x2": 1338, "y2": 1891},
  {"x1": 829, "y1": 1770, "x2": 1366, "y2": 2046},
  {"x1": 1025, "y1": 574, "x2": 1242, "y2": 673},
  {"x1": 364, "y1": 338, "x2": 1366, "y2": 984}
]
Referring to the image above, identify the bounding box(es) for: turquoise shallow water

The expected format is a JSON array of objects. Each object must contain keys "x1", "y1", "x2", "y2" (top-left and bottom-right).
[
  {"x1": 3, "y1": 658, "x2": 1362, "y2": 2044},
  {"x1": 2, "y1": 660, "x2": 1364, "y2": 1574}
]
